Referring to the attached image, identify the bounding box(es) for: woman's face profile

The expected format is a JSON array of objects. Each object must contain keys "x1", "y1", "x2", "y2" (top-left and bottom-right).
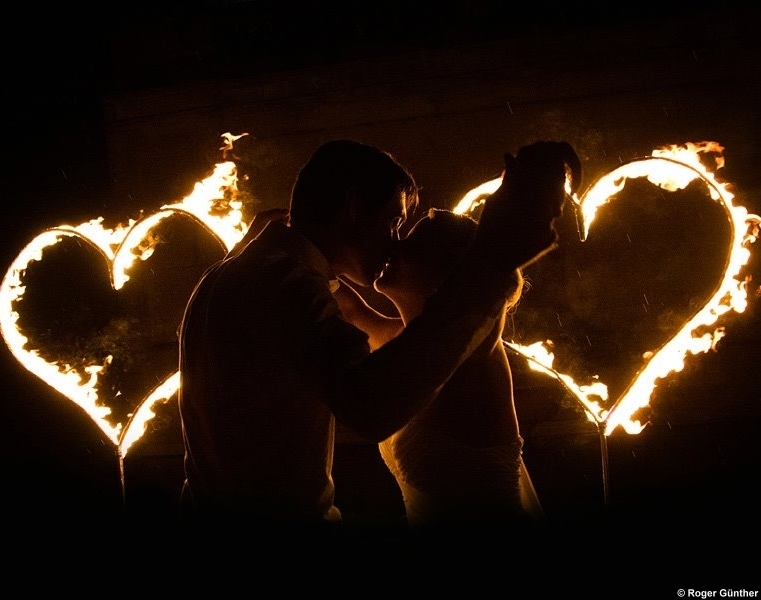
[{"x1": 375, "y1": 212, "x2": 475, "y2": 304}]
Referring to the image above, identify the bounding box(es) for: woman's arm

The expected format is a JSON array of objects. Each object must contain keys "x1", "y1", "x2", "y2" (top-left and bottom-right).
[{"x1": 333, "y1": 280, "x2": 403, "y2": 351}]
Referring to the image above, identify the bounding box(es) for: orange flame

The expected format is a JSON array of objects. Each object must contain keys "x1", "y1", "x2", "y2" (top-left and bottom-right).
[
  {"x1": 2, "y1": 137, "x2": 758, "y2": 460},
  {"x1": 0, "y1": 135, "x2": 250, "y2": 455},
  {"x1": 456, "y1": 141, "x2": 760, "y2": 435}
]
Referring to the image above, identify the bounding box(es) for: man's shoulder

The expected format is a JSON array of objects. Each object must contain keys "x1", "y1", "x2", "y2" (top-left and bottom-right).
[{"x1": 246, "y1": 222, "x2": 332, "y2": 282}]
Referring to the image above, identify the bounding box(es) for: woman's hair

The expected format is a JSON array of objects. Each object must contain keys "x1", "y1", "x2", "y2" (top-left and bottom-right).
[
  {"x1": 419, "y1": 208, "x2": 525, "y2": 311},
  {"x1": 289, "y1": 139, "x2": 419, "y2": 227},
  {"x1": 415, "y1": 208, "x2": 478, "y2": 276}
]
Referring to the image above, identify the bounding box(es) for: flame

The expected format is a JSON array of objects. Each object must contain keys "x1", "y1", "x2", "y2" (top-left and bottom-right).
[
  {"x1": 505, "y1": 340, "x2": 609, "y2": 425},
  {"x1": 0, "y1": 134, "x2": 250, "y2": 455},
  {"x1": 2, "y1": 137, "x2": 758, "y2": 461},
  {"x1": 456, "y1": 141, "x2": 760, "y2": 435}
]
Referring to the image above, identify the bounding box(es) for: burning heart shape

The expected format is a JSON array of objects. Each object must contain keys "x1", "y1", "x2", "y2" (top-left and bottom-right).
[
  {"x1": 1, "y1": 141, "x2": 759, "y2": 461},
  {"x1": 0, "y1": 160, "x2": 246, "y2": 456},
  {"x1": 457, "y1": 141, "x2": 760, "y2": 435}
]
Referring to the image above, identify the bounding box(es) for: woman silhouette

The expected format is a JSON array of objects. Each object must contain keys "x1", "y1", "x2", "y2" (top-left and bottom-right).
[{"x1": 335, "y1": 208, "x2": 545, "y2": 534}]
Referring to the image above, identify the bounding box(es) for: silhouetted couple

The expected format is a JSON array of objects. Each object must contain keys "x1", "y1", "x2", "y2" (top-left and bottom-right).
[{"x1": 177, "y1": 138, "x2": 580, "y2": 539}]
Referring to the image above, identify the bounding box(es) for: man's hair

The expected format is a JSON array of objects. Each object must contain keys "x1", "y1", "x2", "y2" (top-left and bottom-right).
[{"x1": 289, "y1": 139, "x2": 419, "y2": 227}]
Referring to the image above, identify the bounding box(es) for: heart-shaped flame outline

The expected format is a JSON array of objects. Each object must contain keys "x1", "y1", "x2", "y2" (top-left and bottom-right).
[
  {"x1": 456, "y1": 142, "x2": 760, "y2": 436},
  {"x1": 0, "y1": 161, "x2": 243, "y2": 457},
  {"x1": 1, "y1": 142, "x2": 758, "y2": 464}
]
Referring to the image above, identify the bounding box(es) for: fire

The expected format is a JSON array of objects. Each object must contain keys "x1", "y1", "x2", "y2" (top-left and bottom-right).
[
  {"x1": 1, "y1": 136, "x2": 758, "y2": 468},
  {"x1": 0, "y1": 137, "x2": 249, "y2": 456},
  {"x1": 456, "y1": 141, "x2": 760, "y2": 435}
]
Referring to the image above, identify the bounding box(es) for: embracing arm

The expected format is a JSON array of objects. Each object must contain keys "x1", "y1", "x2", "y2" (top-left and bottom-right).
[
  {"x1": 331, "y1": 142, "x2": 581, "y2": 442},
  {"x1": 333, "y1": 280, "x2": 403, "y2": 351}
]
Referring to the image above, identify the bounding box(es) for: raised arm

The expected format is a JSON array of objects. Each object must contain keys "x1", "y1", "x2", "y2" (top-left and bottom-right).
[
  {"x1": 331, "y1": 141, "x2": 581, "y2": 441},
  {"x1": 333, "y1": 279, "x2": 403, "y2": 351}
]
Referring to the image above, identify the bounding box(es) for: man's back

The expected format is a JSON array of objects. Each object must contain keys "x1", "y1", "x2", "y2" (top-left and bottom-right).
[{"x1": 178, "y1": 222, "x2": 366, "y2": 522}]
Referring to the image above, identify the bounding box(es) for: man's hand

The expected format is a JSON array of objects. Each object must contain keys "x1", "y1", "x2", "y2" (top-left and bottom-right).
[
  {"x1": 476, "y1": 141, "x2": 581, "y2": 270},
  {"x1": 227, "y1": 207, "x2": 290, "y2": 257}
]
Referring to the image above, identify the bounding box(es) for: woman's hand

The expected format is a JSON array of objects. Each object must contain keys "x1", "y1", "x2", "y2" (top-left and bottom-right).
[
  {"x1": 476, "y1": 141, "x2": 581, "y2": 271},
  {"x1": 227, "y1": 207, "x2": 290, "y2": 257}
]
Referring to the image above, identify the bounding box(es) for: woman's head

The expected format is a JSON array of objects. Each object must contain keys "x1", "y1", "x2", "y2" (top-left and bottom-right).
[{"x1": 375, "y1": 209, "x2": 478, "y2": 315}]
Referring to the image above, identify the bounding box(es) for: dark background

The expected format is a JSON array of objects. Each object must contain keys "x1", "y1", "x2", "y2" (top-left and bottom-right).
[{"x1": 1, "y1": 1, "x2": 760, "y2": 574}]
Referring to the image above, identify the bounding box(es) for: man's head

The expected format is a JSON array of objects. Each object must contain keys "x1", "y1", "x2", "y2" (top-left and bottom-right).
[{"x1": 289, "y1": 140, "x2": 419, "y2": 286}]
